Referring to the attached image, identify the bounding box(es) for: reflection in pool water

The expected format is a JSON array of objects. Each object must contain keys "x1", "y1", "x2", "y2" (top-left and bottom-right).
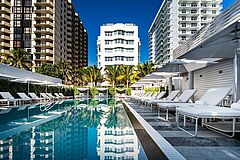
[{"x1": 0, "y1": 99, "x2": 147, "y2": 160}]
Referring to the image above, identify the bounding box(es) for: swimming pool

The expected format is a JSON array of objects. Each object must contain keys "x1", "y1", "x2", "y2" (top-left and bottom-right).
[{"x1": 0, "y1": 99, "x2": 147, "y2": 160}]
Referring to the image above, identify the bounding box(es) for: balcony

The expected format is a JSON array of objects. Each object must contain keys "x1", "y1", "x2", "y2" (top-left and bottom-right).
[
  {"x1": 34, "y1": 21, "x2": 53, "y2": 28},
  {"x1": 34, "y1": 50, "x2": 53, "y2": 55},
  {"x1": 0, "y1": 35, "x2": 10, "y2": 41},
  {"x1": 34, "y1": 28, "x2": 53, "y2": 35},
  {"x1": 0, "y1": 14, "x2": 10, "y2": 20},
  {"x1": 0, "y1": 0, "x2": 10, "y2": 6},
  {"x1": 0, "y1": 21, "x2": 10, "y2": 27},
  {"x1": 1, "y1": 28, "x2": 10, "y2": 34},
  {"x1": 34, "y1": 0, "x2": 53, "y2": 7},
  {"x1": 0, "y1": 7, "x2": 10, "y2": 14},
  {"x1": 1, "y1": 42, "x2": 10, "y2": 47},
  {"x1": 34, "y1": 42, "x2": 53, "y2": 48},
  {"x1": 34, "y1": 14, "x2": 53, "y2": 21},
  {"x1": 35, "y1": 7, "x2": 53, "y2": 14},
  {"x1": 35, "y1": 56, "x2": 53, "y2": 62},
  {"x1": 34, "y1": 35, "x2": 53, "y2": 41}
]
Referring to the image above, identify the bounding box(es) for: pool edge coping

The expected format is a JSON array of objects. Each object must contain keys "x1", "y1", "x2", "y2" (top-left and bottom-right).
[{"x1": 122, "y1": 99, "x2": 186, "y2": 160}]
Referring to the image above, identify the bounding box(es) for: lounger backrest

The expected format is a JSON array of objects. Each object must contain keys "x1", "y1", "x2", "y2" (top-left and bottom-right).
[
  {"x1": 166, "y1": 90, "x2": 179, "y2": 101},
  {"x1": 174, "y1": 89, "x2": 197, "y2": 102},
  {"x1": 0, "y1": 92, "x2": 15, "y2": 100},
  {"x1": 156, "y1": 91, "x2": 166, "y2": 99},
  {"x1": 46, "y1": 93, "x2": 55, "y2": 98},
  {"x1": 40, "y1": 93, "x2": 49, "y2": 99},
  {"x1": 17, "y1": 93, "x2": 30, "y2": 99},
  {"x1": 152, "y1": 92, "x2": 159, "y2": 98},
  {"x1": 29, "y1": 93, "x2": 39, "y2": 99},
  {"x1": 199, "y1": 87, "x2": 232, "y2": 106},
  {"x1": 59, "y1": 93, "x2": 65, "y2": 97},
  {"x1": 54, "y1": 93, "x2": 61, "y2": 97}
]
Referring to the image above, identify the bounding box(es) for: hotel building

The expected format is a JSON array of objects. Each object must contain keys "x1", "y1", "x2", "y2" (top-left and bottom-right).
[
  {"x1": 149, "y1": 0, "x2": 222, "y2": 65},
  {"x1": 0, "y1": 0, "x2": 88, "y2": 70},
  {"x1": 97, "y1": 23, "x2": 140, "y2": 73}
]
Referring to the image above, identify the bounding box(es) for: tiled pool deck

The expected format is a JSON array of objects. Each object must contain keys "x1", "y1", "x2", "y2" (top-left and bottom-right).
[{"x1": 125, "y1": 99, "x2": 240, "y2": 160}]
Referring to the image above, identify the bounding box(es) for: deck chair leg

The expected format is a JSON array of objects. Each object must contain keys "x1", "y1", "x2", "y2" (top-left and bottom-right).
[
  {"x1": 166, "y1": 109, "x2": 169, "y2": 121},
  {"x1": 183, "y1": 116, "x2": 186, "y2": 127}
]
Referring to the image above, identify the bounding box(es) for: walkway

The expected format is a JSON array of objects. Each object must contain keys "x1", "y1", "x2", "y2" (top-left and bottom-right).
[{"x1": 125, "y1": 99, "x2": 240, "y2": 160}]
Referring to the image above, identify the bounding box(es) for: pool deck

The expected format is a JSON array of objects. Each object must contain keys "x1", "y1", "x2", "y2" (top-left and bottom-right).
[{"x1": 124, "y1": 99, "x2": 240, "y2": 160}]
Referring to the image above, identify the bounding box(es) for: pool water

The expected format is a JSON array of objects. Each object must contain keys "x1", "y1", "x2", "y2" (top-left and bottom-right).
[{"x1": 0, "y1": 99, "x2": 147, "y2": 160}]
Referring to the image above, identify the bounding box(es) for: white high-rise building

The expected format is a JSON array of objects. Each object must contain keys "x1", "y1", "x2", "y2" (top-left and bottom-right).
[
  {"x1": 97, "y1": 23, "x2": 140, "y2": 73},
  {"x1": 149, "y1": 0, "x2": 222, "y2": 65}
]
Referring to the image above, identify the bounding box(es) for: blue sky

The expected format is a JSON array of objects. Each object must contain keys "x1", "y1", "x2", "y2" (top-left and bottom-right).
[{"x1": 72, "y1": 0, "x2": 237, "y2": 66}]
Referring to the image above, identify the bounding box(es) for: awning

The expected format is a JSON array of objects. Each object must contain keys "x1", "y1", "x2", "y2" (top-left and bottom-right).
[
  {"x1": 0, "y1": 64, "x2": 62, "y2": 84},
  {"x1": 77, "y1": 88, "x2": 89, "y2": 91},
  {"x1": 96, "y1": 88, "x2": 108, "y2": 91}
]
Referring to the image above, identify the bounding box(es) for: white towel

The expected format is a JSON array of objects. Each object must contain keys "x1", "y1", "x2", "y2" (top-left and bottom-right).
[{"x1": 195, "y1": 101, "x2": 208, "y2": 106}]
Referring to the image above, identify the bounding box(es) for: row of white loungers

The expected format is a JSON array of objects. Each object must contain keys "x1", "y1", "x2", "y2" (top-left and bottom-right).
[
  {"x1": 0, "y1": 92, "x2": 69, "y2": 107},
  {"x1": 174, "y1": 87, "x2": 240, "y2": 137},
  {"x1": 156, "y1": 89, "x2": 197, "y2": 121}
]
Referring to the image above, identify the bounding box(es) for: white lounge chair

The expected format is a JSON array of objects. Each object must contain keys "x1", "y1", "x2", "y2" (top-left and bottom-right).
[
  {"x1": 17, "y1": 93, "x2": 32, "y2": 104},
  {"x1": 59, "y1": 93, "x2": 72, "y2": 99},
  {"x1": 139, "y1": 92, "x2": 159, "y2": 104},
  {"x1": 54, "y1": 93, "x2": 63, "y2": 99},
  {"x1": 156, "y1": 89, "x2": 197, "y2": 121},
  {"x1": 29, "y1": 93, "x2": 44, "y2": 101},
  {"x1": 0, "y1": 92, "x2": 20, "y2": 106},
  {"x1": 143, "y1": 91, "x2": 166, "y2": 105},
  {"x1": 175, "y1": 87, "x2": 236, "y2": 137},
  {"x1": 40, "y1": 93, "x2": 51, "y2": 100},
  {"x1": 146, "y1": 90, "x2": 180, "y2": 109},
  {"x1": 46, "y1": 93, "x2": 59, "y2": 100}
]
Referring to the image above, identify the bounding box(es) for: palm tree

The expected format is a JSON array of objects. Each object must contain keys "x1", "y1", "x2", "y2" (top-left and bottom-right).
[
  {"x1": 105, "y1": 65, "x2": 121, "y2": 87},
  {"x1": 1, "y1": 49, "x2": 32, "y2": 70},
  {"x1": 58, "y1": 60, "x2": 73, "y2": 84},
  {"x1": 137, "y1": 62, "x2": 154, "y2": 78},
  {"x1": 36, "y1": 63, "x2": 60, "y2": 78},
  {"x1": 117, "y1": 65, "x2": 139, "y2": 88},
  {"x1": 81, "y1": 66, "x2": 103, "y2": 87}
]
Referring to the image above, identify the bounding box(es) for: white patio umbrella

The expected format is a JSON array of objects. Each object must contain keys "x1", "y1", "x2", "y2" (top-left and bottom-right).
[{"x1": 11, "y1": 78, "x2": 43, "y2": 96}]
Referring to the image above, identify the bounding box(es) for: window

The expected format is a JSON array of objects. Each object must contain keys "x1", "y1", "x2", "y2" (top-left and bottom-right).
[
  {"x1": 182, "y1": 16, "x2": 186, "y2": 20},
  {"x1": 126, "y1": 57, "x2": 134, "y2": 61},
  {"x1": 212, "y1": 10, "x2": 216, "y2": 14},
  {"x1": 182, "y1": 10, "x2": 186, "y2": 13},
  {"x1": 115, "y1": 56, "x2": 124, "y2": 61},
  {"x1": 212, "y1": 4, "x2": 216, "y2": 7},
  {"x1": 201, "y1": 17, "x2": 207, "y2": 20},
  {"x1": 182, "y1": 30, "x2": 186, "y2": 33},
  {"x1": 191, "y1": 10, "x2": 197, "y2": 14},
  {"x1": 105, "y1": 32, "x2": 112, "y2": 36},
  {"x1": 105, "y1": 40, "x2": 112, "y2": 45},
  {"x1": 105, "y1": 57, "x2": 113, "y2": 61},
  {"x1": 181, "y1": 23, "x2": 186, "y2": 27},
  {"x1": 115, "y1": 39, "x2": 124, "y2": 44},
  {"x1": 181, "y1": 36, "x2": 186, "y2": 40},
  {"x1": 191, "y1": 23, "x2": 197, "y2": 27},
  {"x1": 181, "y1": 3, "x2": 186, "y2": 7},
  {"x1": 126, "y1": 48, "x2": 134, "y2": 53},
  {"x1": 191, "y1": 3, "x2": 197, "y2": 7},
  {"x1": 191, "y1": 30, "x2": 197, "y2": 34},
  {"x1": 126, "y1": 40, "x2": 134, "y2": 45},
  {"x1": 105, "y1": 48, "x2": 112, "y2": 53},
  {"x1": 126, "y1": 31, "x2": 134, "y2": 36},
  {"x1": 191, "y1": 17, "x2": 197, "y2": 20}
]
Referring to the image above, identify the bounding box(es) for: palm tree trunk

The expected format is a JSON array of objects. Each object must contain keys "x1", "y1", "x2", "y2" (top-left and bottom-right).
[{"x1": 127, "y1": 79, "x2": 129, "y2": 88}]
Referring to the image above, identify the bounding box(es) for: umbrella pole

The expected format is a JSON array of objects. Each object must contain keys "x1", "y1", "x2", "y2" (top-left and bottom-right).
[
  {"x1": 178, "y1": 65, "x2": 182, "y2": 93},
  {"x1": 27, "y1": 81, "x2": 29, "y2": 96}
]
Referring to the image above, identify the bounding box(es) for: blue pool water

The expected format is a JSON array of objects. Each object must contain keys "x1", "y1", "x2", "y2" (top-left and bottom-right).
[{"x1": 0, "y1": 99, "x2": 147, "y2": 160}]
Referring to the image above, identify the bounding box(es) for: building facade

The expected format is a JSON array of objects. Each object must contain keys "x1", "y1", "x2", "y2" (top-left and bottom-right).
[
  {"x1": 0, "y1": 0, "x2": 88, "y2": 70},
  {"x1": 97, "y1": 23, "x2": 140, "y2": 73},
  {"x1": 149, "y1": 0, "x2": 222, "y2": 65}
]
